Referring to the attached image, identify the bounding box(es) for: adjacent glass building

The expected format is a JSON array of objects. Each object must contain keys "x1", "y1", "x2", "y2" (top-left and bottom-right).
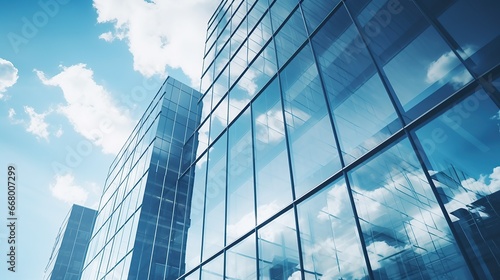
[
  {"x1": 81, "y1": 77, "x2": 201, "y2": 279},
  {"x1": 180, "y1": 0, "x2": 500, "y2": 279},
  {"x1": 44, "y1": 204, "x2": 96, "y2": 280}
]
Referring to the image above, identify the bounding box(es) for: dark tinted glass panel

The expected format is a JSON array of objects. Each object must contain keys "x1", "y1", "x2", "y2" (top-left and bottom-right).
[
  {"x1": 415, "y1": 89, "x2": 500, "y2": 279},
  {"x1": 301, "y1": 0, "x2": 340, "y2": 34},
  {"x1": 346, "y1": 0, "x2": 473, "y2": 119},
  {"x1": 417, "y1": 0, "x2": 500, "y2": 76}
]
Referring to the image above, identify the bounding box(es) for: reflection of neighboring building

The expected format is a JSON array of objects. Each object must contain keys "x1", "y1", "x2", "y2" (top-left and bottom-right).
[
  {"x1": 269, "y1": 258, "x2": 298, "y2": 280},
  {"x1": 432, "y1": 166, "x2": 500, "y2": 279},
  {"x1": 451, "y1": 191, "x2": 500, "y2": 279},
  {"x1": 44, "y1": 204, "x2": 96, "y2": 280},
  {"x1": 81, "y1": 77, "x2": 201, "y2": 280}
]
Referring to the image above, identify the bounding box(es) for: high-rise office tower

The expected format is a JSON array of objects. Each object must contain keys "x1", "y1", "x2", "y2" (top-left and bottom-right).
[
  {"x1": 179, "y1": 0, "x2": 500, "y2": 279},
  {"x1": 44, "y1": 204, "x2": 96, "y2": 280},
  {"x1": 81, "y1": 77, "x2": 201, "y2": 279}
]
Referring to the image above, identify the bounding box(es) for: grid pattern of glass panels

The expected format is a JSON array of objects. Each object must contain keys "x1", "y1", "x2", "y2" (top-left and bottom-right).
[
  {"x1": 44, "y1": 205, "x2": 96, "y2": 280},
  {"x1": 81, "y1": 77, "x2": 201, "y2": 280},
  {"x1": 183, "y1": 0, "x2": 500, "y2": 279}
]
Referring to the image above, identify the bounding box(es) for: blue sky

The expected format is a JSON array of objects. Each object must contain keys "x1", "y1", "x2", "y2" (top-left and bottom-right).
[{"x1": 0, "y1": 0, "x2": 216, "y2": 278}]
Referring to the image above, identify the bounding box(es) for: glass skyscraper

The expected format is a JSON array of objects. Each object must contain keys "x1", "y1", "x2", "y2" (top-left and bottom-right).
[
  {"x1": 179, "y1": 0, "x2": 500, "y2": 279},
  {"x1": 77, "y1": 0, "x2": 500, "y2": 279},
  {"x1": 81, "y1": 77, "x2": 201, "y2": 280},
  {"x1": 44, "y1": 204, "x2": 96, "y2": 280}
]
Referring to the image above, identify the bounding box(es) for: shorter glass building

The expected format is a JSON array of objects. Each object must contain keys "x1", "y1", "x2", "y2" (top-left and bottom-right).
[
  {"x1": 81, "y1": 77, "x2": 202, "y2": 280},
  {"x1": 44, "y1": 204, "x2": 96, "y2": 280}
]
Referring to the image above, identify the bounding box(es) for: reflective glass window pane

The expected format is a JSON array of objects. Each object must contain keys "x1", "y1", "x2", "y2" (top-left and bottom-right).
[
  {"x1": 182, "y1": 268, "x2": 199, "y2": 280},
  {"x1": 225, "y1": 233, "x2": 257, "y2": 279},
  {"x1": 258, "y1": 210, "x2": 300, "y2": 279},
  {"x1": 232, "y1": 0, "x2": 246, "y2": 26},
  {"x1": 281, "y1": 44, "x2": 341, "y2": 198},
  {"x1": 230, "y1": 41, "x2": 248, "y2": 88},
  {"x1": 301, "y1": 0, "x2": 340, "y2": 34},
  {"x1": 274, "y1": 8, "x2": 308, "y2": 68},
  {"x1": 202, "y1": 63, "x2": 214, "y2": 97},
  {"x1": 227, "y1": 108, "x2": 255, "y2": 243},
  {"x1": 313, "y1": 4, "x2": 401, "y2": 165},
  {"x1": 201, "y1": 83, "x2": 213, "y2": 122},
  {"x1": 252, "y1": 78, "x2": 293, "y2": 224},
  {"x1": 202, "y1": 133, "x2": 227, "y2": 261},
  {"x1": 210, "y1": 95, "x2": 228, "y2": 142},
  {"x1": 248, "y1": 11, "x2": 272, "y2": 63},
  {"x1": 297, "y1": 177, "x2": 369, "y2": 279},
  {"x1": 229, "y1": 79, "x2": 251, "y2": 124},
  {"x1": 229, "y1": 39, "x2": 278, "y2": 124},
  {"x1": 248, "y1": 38, "x2": 278, "y2": 93},
  {"x1": 347, "y1": 0, "x2": 473, "y2": 119},
  {"x1": 417, "y1": 0, "x2": 500, "y2": 76},
  {"x1": 348, "y1": 138, "x2": 472, "y2": 279},
  {"x1": 248, "y1": 0, "x2": 268, "y2": 33},
  {"x1": 415, "y1": 89, "x2": 500, "y2": 279},
  {"x1": 270, "y1": 0, "x2": 299, "y2": 32},
  {"x1": 201, "y1": 253, "x2": 224, "y2": 279},
  {"x1": 216, "y1": 13, "x2": 231, "y2": 53},
  {"x1": 196, "y1": 119, "x2": 210, "y2": 159},
  {"x1": 231, "y1": 21, "x2": 247, "y2": 60},
  {"x1": 212, "y1": 66, "x2": 229, "y2": 110},
  {"x1": 185, "y1": 156, "x2": 207, "y2": 271}
]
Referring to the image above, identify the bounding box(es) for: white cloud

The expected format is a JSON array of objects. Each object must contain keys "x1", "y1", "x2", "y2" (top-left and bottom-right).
[
  {"x1": 426, "y1": 50, "x2": 472, "y2": 89},
  {"x1": 366, "y1": 241, "x2": 403, "y2": 271},
  {"x1": 491, "y1": 110, "x2": 500, "y2": 121},
  {"x1": 49, "y1": 174, "x2": 89, "y2": 205},
  {"x1": 8, "y1": 108, "x2": 18, "y2": 121},
  {"x1": 0, "y1": 58, "x2": 19, "y2": 98},
  {"x1": 36, "y1": 64, "x2": 135, "y2": 154},
  {"x1": 99, "y1": 31, "x2": 115, "y2": 42},
  {"x1": 24, "y1": 106, "x2": 51, "y2": 141},
  {"x1": 93, "y1": 0, "x2": 218, "y2": 86},
  {"x1": 55, "y1": 126, "x2": 64, "y2": 138},
  {"x1": 255, "y1": 109, "x2": 286, "y2": 144}
]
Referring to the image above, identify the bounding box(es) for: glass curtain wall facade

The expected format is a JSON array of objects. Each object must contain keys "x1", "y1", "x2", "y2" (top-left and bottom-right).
[
  {"x1": 81, "y1": 77, "x2": 201, "y2": 280},
  {"x1": 44, "y1": 204, "x2": 97, "y2": 280},
  {"x1": 181, "y1": 0, "x2": 500, "y2": 279}
]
